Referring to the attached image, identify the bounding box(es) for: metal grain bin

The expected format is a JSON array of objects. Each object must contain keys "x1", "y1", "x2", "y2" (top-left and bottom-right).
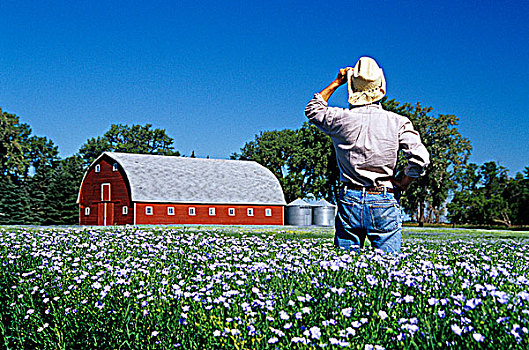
[
  {"x1": 286, "y1": 199, "x2": 313, "y2": 226},
  {"x1": 312, "y1": 199, "x2": 336, "y2": 226}
]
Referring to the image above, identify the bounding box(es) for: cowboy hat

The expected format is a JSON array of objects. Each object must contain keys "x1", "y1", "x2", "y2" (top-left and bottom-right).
[{"x1": 347, "y1": 57, "x2": 386, "y2": 106}]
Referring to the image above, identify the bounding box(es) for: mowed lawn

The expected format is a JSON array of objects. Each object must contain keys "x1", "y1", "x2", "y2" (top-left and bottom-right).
[{"x1": 1, "y1": 225, "x2": 528, "y2": 349}]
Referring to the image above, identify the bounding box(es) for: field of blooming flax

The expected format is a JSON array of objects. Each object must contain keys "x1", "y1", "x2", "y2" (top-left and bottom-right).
[{"x1": 1, "y1": 226, "x2": 528, "y2": 349}]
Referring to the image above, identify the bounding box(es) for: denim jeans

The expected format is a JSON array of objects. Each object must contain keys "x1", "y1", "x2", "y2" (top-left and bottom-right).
[{"x1": 335, "y1": 187, "x2": 402, "y2": 253}]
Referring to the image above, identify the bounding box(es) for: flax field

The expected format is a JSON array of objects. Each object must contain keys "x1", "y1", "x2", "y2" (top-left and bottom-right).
[{"x1": 1, "y1": 226, "x2": 528, "y2": 349}]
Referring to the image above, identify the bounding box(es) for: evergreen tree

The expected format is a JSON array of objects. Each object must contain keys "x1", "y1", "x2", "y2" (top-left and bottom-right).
[
  {"x1": 0, "y1": 178, "x2": 31, "y2": 224},
  {"x1": 47, "y1": 156, "x2": 86, "y2": 225}
]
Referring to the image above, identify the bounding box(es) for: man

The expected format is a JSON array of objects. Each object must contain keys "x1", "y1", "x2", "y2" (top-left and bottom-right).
[{"x1": 305, "y1": 56, "x2": 430, "y2": 253}]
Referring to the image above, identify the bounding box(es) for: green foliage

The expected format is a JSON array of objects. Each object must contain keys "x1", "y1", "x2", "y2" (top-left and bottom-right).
[
  {"x1": 46, "y1": 156, "x2": 87, "y2": 225},
  {"x1": 232, "y1": 128, "x2": 301, "y2": 202},
  {"x1": 232, "y1": 124, "x2": 339, "y2": 203},
  {"x1": 0, "y1": 109, "x2": 31, "y2": 179},
  {"x1": 382, "y1": 98, "x2": 472, "y2": 225},
  {"x1": 0, "y1": 178, "x2": 31, "y2": 224},
  {"x1": 79, "y1": 124, "x2": 180, "y2": 167},
  {"x1": 1, "y1": 109, "x2": 59, "y2": 181},
  {"x1": 448, "y1": 162, "x2": 529, "y2": 226}
]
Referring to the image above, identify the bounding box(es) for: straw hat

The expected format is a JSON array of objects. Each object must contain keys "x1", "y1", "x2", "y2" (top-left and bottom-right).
[{"x1": 347, "y1": 57, "x2": 386, "y2": 106}]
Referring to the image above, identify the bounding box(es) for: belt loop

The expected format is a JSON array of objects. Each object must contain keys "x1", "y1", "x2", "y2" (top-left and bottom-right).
[{"x1": 383, "y1": 187, "x2": 387, "y2": 196}]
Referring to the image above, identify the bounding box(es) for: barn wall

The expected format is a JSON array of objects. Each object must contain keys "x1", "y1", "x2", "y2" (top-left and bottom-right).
[
  {"x1": 135, "y1": 203, "x2": 284, "y2": 225},
  {"x1": 79, "y1": 157, "x2": 133, "y2": 226}
]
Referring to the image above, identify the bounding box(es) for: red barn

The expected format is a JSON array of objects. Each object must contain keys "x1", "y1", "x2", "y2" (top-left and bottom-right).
[{"x1": 77, "y1": 152, "x2": 286, "y2": 226}]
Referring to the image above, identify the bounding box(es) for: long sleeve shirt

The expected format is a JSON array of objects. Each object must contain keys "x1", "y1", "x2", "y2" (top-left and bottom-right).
[{"x1": 305, "y1": 93, "x2": 430, "y2": 188}]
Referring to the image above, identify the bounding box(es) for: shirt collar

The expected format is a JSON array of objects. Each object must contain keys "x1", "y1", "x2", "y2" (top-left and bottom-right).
[{"x1": 349, "y1": 102, "x2": 382, "y2": 109}]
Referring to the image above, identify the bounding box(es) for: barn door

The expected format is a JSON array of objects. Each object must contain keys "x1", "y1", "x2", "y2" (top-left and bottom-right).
[
  {"x1": 106, "y1": 203, "x2": 114, "y2": 226},
  {"x1": 97, "y1": 203, "x2": 114, "y2": 226},
  {"x1": 98, "y1": 203, "x2": 105, "y2": 225}
]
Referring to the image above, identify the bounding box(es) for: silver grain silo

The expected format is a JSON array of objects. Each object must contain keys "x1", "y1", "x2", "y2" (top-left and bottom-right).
[
  {"x1": 312, "y1": 199, "x2": 336, "y2": 226},
  {"x1": 286, "y1": 199, "x2": 313, "y2": 226}
]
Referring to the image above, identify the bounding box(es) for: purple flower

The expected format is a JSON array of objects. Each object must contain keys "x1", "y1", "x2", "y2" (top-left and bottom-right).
[
  {"x1": 427, "y1": 297, "x2": 439, "y2": 306},
  {"x1": 496, "y1": 316, "x2": 509, "y2": 324},
  {"x1": 403, "y1": 295, "x2": 414, "y2": 303},
  {"x1": 309, "y1": 326, "x2": 321, "y2": 339},
  {"x1": 291, "y1": 337, "x2": 308, "y2": 344},
  {"x1": 341, "y1": 307, "x2": 353, "y2": 318},
  {"x1": 366, "y1": 275, "x2": 378, "y2": 286},
  {"x1": 378, "y1": 310, "x2": 388, "y2": 320},
  {"x1": 511, "y1": 324, "x2": 522, "y2": 338},
  {"x1": 472, "y1": 333, "x2": 485, "y2": 342},
  {"x1": 465, "y1": 298, "x2": 482, "y2": 310},
  {"x1": 268, "y1": 337, "x2": 279, "y2": 344},
  {"x1": 451, "y1": 324, "x2": 463, "y2": 336},
  {"x1": 491, "y1": 291, "x2": 510, "y2": 304}
]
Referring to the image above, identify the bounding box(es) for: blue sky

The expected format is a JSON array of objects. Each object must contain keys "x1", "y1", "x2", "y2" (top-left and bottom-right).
[{"x1": 1, "y1": 0, "x2": 528, "y2": 175}]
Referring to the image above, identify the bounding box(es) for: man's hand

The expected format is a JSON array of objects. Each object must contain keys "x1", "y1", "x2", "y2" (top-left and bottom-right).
[
  {"x1": 334, "y1": 67, "x2": 351, "y2": 86},
  {"x1": 319, "y1": 67, "x2": 352, "y2": 102}
]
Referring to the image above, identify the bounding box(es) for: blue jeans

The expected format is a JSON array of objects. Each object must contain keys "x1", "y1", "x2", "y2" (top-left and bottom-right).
[{"x1": 335, "y1": 188, "x2": 402, "y2": 253}]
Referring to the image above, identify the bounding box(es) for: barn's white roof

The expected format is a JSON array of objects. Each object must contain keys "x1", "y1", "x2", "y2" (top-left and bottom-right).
[{"x1": 84, "y1": 152, "x2": 286, "y2": 205}]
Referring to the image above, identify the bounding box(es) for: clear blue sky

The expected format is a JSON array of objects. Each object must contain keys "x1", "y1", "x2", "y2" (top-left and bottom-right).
[{"x1": 1, "y1": 0, "x2": 528, "y2": 175}]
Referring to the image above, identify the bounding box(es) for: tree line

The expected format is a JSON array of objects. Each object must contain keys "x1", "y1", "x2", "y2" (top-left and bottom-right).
[
  {"x1": 0, "y1": 108, "x2": 179, "y2": 225},
  {"x1": 1, "y1": 101, "x2": 528, "y2": 227},
  {"x1": 231, "y1": 98, "x2": 529, "y2": 227}
]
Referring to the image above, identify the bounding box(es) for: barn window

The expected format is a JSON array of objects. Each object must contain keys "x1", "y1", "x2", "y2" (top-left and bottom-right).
[
  {"x1": 209, "y1": 208, "x2": 216, "y2": 216},
  {"x1": 122, "y1": 206, "x2": 128, "y2": 215},
  {"x1": 265, "y1": 208, "x2": 272, "y2": 217},
  {"x1": 85, "y1": 207, "x2": 90, "y2": 216},
  {"x1": 188, "y1": 207, "x2": 196, "y2": 216},
  {"x1": 228, "y1": 208, "x2": 235, "y2": 216},
  {"x1": 145, "y1": 206, "x2": 153, "y2": 215},
  {"x1": 95, "y1": 164, "x2": 100, "y2": 173},
  {"x1": 113, "y1": 163, "x2": 118, "y2": 172},
  {"x1": 168, "y1": 207, "x2": 175, "y2": 215},
  {"x1": 247, "y1": 208, "x2": 254, "y2": 217}
]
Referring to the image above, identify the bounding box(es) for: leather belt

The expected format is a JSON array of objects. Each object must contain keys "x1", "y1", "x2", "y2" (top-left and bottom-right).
[{"x1": 343, "y1": 184, "x2": 394, "y2": 194}]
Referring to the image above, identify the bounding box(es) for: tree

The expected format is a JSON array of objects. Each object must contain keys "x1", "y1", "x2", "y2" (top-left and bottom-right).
[
  {"x1": 0, "y1": 177, "x2": 31, "y2": 224},
  {"x1": 448, "y1": 161, "x2": 516, "y2": 227},
  {"x1": 25, "y1": 136, "x2": 60, "y2": 224},
  {"x1": 0, "y1": 109, "x2": 32, "y2": 181},
  {"x1": 233, "y1": 125, "x2": 342, "y2": 203},
  {"x1": 232, "y1": 129, "x2": 300, "y2": 202},
  {"x1": 383, "y1": 99, "x2": 472, "y2": 225},
  {"x1": 512, "y1": 167, "x2": 529, "y2": 225},
  {"x1": 45, "y1": 155, "x2": 86, "y2": 225},
  {"x1": 79, "y1": 124, "x2": 180, "y2": 167},
  {"x1": 287, "y1": 122, "x2": 339, "y2": 202}
]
